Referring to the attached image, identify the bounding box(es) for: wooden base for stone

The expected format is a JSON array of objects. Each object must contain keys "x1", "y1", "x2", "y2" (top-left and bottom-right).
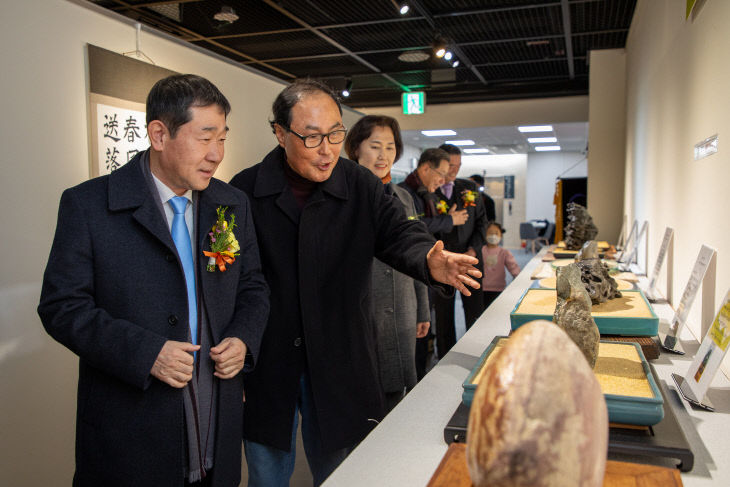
[{"x1": 427, "y1": 443, "x2": 683, "y2": 487}]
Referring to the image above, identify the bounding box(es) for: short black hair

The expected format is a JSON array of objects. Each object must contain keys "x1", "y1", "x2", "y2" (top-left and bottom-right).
[
  {"x1": 345, "y1": 115, "x2": 403, "y2": 163},
  {"x1": 146, "y1": 74, "x2": 230, "y2": 138},
  {"x1": 269, "y1": 79, "x2": 343, "y2": 132},
  {"x1": 487, "y1": 220, "x2": 506, "y2": 234},
  {"x1": 438, "y1": 143, "x2": 461, "y2": 155},
  {"x1": 470, "y1": 174, "x2": 484, "y2": 186},
  {"x1": 418, "y1": 148, "x2": 450, "y2": 169}
]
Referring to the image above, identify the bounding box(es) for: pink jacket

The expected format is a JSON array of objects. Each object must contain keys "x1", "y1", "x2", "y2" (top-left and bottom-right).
[{"x1": 481, "y1": 246, "x2": 520, "y2": 291}]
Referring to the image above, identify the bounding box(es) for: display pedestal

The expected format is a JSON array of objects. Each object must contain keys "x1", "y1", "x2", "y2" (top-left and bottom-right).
[
  {"x1": 427, "y1": 443, "x2": 683, "y2": 487},
  {"x1": 445, "y1": 369, "x2": 694, "y2": 472}
]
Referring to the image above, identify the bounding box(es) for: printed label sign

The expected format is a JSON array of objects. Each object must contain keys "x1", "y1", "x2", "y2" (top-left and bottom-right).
[
  {"x1": 668, "y1": 245, "x2": 717, "y2": 337},
  {"x1": 648, "y1": 227, "x2": 674, "y2": 291},
  {"x1": 684, "y1": 291, "x2": 730, "y2": 401}
]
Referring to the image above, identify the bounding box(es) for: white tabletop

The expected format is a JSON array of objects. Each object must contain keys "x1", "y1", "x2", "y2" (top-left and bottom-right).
[{"x1": 324, "y1": 249, "x2": 730, "y2": 486}]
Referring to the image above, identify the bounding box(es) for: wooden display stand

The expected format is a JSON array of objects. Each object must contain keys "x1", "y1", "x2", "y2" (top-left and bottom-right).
[{"x1": 427, "y1": 443, "x2": 683, "y2": 487}]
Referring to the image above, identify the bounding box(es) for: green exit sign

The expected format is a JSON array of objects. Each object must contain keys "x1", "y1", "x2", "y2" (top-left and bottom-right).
[{"x1": 402, "y1": 92, "x2": 425, "y2": 115}]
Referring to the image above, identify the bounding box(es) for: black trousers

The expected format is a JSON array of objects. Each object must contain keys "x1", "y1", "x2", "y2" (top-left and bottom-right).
[
  {"x1": 432, "y1": 290, "x2": 484, "y2": 358},
  {"x1": 185, "y1": 471, "x2": 213, "y2": 487},
  {"x1": 482, "y1": 290, "x2": 501, "y2": 311}
]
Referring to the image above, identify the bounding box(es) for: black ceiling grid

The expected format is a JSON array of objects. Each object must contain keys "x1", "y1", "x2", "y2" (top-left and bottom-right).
[{"x1": 89, "y1": 0, "x2": 637, "y2": 106}]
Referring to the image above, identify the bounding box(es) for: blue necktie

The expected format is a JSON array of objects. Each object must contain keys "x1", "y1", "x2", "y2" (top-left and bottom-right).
[{"x1": 169, "y1": 196, "x2": 198, "y2": 350}]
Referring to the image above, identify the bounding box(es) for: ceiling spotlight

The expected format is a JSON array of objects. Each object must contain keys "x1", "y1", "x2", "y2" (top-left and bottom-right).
[
  {"x1": 435, "y1": 47, "x2": 446, "y2": 58},
  {"x1": 400, "y1": 4, "x2": 410, "y2": 15},
  {"x1": 213, "y1": 6, "x2": 239, "y2": 23},
  {"x1": 342, "y1": 79, "x2": 353, "y2": 98},
  {"x1": 452, "y1": 60, "x2": 460, "y2": 68},
  {"x1": 444, "y1": 51, "x2": 453, "y2": 61}
]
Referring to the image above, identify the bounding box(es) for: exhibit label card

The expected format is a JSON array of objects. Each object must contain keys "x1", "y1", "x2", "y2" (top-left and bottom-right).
[
  {"x1": 617, "y1": 220, "x2": 638, "y2": 261},
  {"x1": 648, "y1": 227, "x2": 674, "y2": 292},
  {"x1": 668, "y1": 245, "x2": 717, "y2": 337},
  {"x1": 684, "y1": 291, "x2": 730, "y2": 401}
]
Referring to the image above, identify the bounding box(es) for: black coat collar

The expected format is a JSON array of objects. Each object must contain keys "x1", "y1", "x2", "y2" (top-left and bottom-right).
[{"x1": 253, "y1": 146, "x2": 349, "y2": 201}]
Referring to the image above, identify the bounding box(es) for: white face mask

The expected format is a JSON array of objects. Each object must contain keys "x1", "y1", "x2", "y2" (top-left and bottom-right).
[{"x1": 487, "y1": 235, "x2": 501, "y2": 245}]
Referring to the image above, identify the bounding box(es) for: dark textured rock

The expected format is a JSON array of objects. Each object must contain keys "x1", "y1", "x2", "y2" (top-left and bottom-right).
[
  {"x1": 554, "y1": 264, "x2": 600, "y2": 368},
  {"x1": 575, "y1": 240, "x2": 599, "y2": 261},
  {"x1": 574, "y1": 244, "x2": 622, "y2": 304},
  {"x1": 466, "y1": 320, "x2": 608, "y2": 487},
  {"x1": 563, "y1": 203, "x2": 598, "y2": 250}
]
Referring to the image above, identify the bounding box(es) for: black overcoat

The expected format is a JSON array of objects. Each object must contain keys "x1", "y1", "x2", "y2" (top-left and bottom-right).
[
  {"x1": 229, "y1": 146, "x2": 438, "y2": 453},
  {"x1": 38, "y1": 153, "x2": 269, "y2": 487},
  {"x1": 434, "y1": 178, "x2": 488, "y2": 254}
]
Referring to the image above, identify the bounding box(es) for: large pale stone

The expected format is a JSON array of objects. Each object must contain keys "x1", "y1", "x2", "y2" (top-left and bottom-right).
[{"x1": 466, "y1": 321, "x2": 608, "y2": 487}]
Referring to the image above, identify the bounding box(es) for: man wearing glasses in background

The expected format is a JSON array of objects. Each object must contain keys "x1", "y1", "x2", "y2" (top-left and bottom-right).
[
  {"x1": 400, "y1": 147, "x2": 468, "y2": 378},
  {"x1": 230, "y1": 80, "x2": 481, "y2": 486}
]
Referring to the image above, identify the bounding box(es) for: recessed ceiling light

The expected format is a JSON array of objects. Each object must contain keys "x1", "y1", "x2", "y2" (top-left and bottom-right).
[
  {"x1": 464, "y1": 148, "x2": 489, "y2": 154},
  {"x1": 527, "y1": 137, "x2": 557, "y2": 143},
  {"x1": 399, "y1": 3, "x2": 410, "y2": 15},
  {"x1": 444, "y1": 51, "x2": 453, "y2": 61},
  {"x1": 518, "y1": 125, "x2": 553, "y2": 133},
  {"x1": 534, "y1": 145, "x2": 561, "y2": 151},
  {"x1": 421, "y1": 129, "x2": 457, "y2": 136},
  {"x1": 445, "y1": 140, "x2": 475, "y2": 146},
  {"x1": 398, "y1": 51, "x2": 430, "y2": 63},
  {"x1": 452, "y1": 60, "x2": 460, "y2": 68}
]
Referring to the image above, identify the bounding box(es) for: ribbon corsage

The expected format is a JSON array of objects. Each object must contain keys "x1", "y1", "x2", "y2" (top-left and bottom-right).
[{"x1": 203, "y1": 206, "x2": 240, "y2": 272}]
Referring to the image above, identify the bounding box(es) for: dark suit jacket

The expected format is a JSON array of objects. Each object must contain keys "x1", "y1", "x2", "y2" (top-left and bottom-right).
[
  {"x1": 38, "y1": 152, "x2": 269, "y2": 487},
  {"x1": 398, "y1": 171, "x2": 454, "y2": 235},
  {"x1": 434, "y1": 178, "x2": 488, "y2": 254},
  {"x1": 230, "y1": 146, "x2": 439, "y2": 453}
]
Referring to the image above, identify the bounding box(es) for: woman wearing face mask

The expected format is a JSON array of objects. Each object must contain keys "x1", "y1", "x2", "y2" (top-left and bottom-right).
[
  {"x1": 345, "y1": 115, "x2": 431, "y2": 412},
  {"x1": 480, "y1": 221, "x2": 520, "y2": 310}
]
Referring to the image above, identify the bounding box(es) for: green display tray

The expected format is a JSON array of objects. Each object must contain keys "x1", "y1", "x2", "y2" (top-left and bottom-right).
[
  {"x1": 510, "y1": 288, "x2": 659, "y2": 336},
  {"x1": 461, "y1": 337, "x2": 664, "y2": 426}
]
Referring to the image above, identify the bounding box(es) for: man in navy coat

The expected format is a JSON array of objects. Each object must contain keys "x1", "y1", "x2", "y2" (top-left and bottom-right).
[
  {"x1": 230, "y1": 79, "x2": 481, "y2": 486},
  {"x1": 38, "y1": 75, "x2": 269, "y2": 486}
]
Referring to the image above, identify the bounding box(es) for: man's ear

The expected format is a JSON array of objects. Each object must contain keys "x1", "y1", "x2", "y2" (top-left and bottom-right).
[
  {"x1": 273, "y1": 124, "x2": 287, "y2": 148},
  {"x1": 147, "y1": 120, "x2": 168, "y2": 151}
]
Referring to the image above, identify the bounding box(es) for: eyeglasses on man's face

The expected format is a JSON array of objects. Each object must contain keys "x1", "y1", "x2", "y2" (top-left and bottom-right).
[
  {"x1": 281, "y1": 124, "x2": 348, "y2": 148},
  {"x1": 430, "y1": 166, "x2": 448, "y2": 179}
]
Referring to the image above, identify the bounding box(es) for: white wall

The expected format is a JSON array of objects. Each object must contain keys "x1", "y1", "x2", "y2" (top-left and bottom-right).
[
  {"x1": 624, "y1": 0, "x2": 730, "y2": 368},
  {"x1": 0, "y1": 1, "x2": 358, "y2": 484},
  {"x1": 526, "y1": 152, "x2": 587, "y2": 222},
  {"x1": 459, "y1": 155, "x2": 528, "y2": 248}
]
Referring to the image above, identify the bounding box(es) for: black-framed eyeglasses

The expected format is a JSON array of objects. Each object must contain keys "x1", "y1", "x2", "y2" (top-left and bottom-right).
[{"x1": 281, "y1": 124, "x2": 348, "y2": 148}]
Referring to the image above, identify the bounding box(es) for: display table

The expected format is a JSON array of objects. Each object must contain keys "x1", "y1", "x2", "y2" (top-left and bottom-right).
[{"x1": 323, "y1": 248, "x2": 730, "y2": 486}]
